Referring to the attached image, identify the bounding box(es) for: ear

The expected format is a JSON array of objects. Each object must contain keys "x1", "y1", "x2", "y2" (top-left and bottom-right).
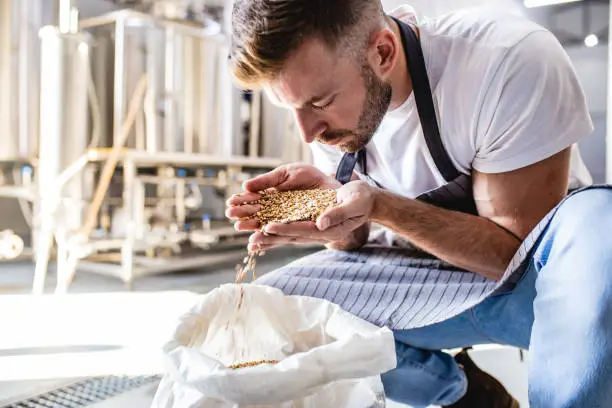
[{"x1": 368, "y1": 28, "x2": 399, "y2": 79}]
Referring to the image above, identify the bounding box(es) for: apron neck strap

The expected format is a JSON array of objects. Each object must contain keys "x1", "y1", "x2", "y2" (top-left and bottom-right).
[
  {"x1": 334, "y1": 16, "x2": 461, "y2": 185},
  {"x1": 393, "y1": 17, "x2": 459, "y2": 182}
]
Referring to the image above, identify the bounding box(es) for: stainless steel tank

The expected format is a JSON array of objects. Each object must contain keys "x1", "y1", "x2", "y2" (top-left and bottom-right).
[
  {"x1": 0, "y1": 0, "x2": 44, "y2": 162},
  {"x1": 0, "y1": 0, "x2": 12, "y2": 160},
  {"x1": 37, "y1": 26, "x2": 91, "y2": 231},
  {"x1": 81, "y1": 10, "x2": 242, "y2": 156}
]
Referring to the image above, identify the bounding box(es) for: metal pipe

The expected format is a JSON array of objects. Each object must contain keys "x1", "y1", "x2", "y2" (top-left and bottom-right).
[
  {"x1": 164, "y1": 26, "x2": 177, "y2": 152},
  {"x1": 133, "y1": 177, "x2": 145, "y2": 241},
  {"x1": 38, "y1": 26, "x2": 90, "y2": 213},
  {"x1": 113, "y1": 16, "x2": 126, "y2": 146},
  {"x1": 121, "y1": 159, "x2": 136, "y2": 284},
  {"x1": 58, "y1": 0, "x2": 73, "y2": 34},
  {"x1": 183, "y1": 35, "x2": 194, "y2": 154},
  {"x1": 145, "y1": 29, "x2": 159, "y2": 153},
  {"x1": 136, "y1": 174, "x2": 224, "y2": 186},
  {"x1": 0, "y1": 186, "x2": 36, "y2": 201},
  {"x1": 69, "y1": 7, "x2": 78, "y2": 34},
  {"x1": 249, "y1": 90, "x2": 262, "y2": 158},
  {"x1": 14, "y1": 0, "x2": 44, "y2": 161},
  {"x1": 175, "y1": 180, "x2": 186, "y2": 228},
  {"x1": 86, "y1": 148, "x2": 284, "y2": 168},
  {"x1": 197, "y1": 39, "x2": 211, "y2": 154},
  {"x1": 0, "y1": 1, "x2": 13, "y2": 159},
  {"x1": 18, "y1": 0, "x2": 31, "y2": 160}
]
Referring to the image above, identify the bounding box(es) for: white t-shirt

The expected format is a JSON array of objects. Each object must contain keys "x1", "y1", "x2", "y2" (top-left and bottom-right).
[{"x1": 310, "y1": 6, "x2": 594, "y2": 198}]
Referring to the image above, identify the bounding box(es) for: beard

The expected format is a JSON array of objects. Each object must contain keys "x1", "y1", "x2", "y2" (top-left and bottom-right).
[{"x1": 317, "y1": 63, "x2": 392, "y2": 153}]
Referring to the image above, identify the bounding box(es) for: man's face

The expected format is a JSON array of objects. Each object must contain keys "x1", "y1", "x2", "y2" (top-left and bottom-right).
[{"x1": 265, "y1": 37, "x2": 392, "y2": 153}]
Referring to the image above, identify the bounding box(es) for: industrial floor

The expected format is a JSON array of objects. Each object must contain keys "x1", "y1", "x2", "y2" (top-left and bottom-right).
[{"x1": 0, "y1": 247, "x2": 529, "y2": 407}]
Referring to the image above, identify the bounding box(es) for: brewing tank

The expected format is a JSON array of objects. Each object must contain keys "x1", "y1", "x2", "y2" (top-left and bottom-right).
[
  {"x1": 37, "y1": 26, "x2": 90, "y2": 231},
  {"x1": 82, "y1": 10, "x2": 242, "y2": 156},
  {"x1": 0, "y1": 0, "x2": 43, "y2": 162}
]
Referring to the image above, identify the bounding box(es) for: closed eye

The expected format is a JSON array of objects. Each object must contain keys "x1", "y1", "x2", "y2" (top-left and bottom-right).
[{"x1": 311, "y1": 95, "x2": 336, "y2": 111}]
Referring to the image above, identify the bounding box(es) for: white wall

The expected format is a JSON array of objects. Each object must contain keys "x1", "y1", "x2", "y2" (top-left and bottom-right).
[
  {"x1": 566, "y1": 45, "x2": 608, "y2": 183},
  {"x1": 382, "y1": 0, "x2": 522, "y2": 17}
]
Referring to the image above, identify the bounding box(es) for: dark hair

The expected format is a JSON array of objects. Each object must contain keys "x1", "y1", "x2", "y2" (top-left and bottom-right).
[{"x1": 230, "y1": 0, "x2": 384, "y2": 88}]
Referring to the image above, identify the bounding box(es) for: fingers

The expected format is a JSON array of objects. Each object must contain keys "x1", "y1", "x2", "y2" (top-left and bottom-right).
[
  {"x1": 225, "y1": 204, "x2": 261, "y2": 219},
  {"x1": 226, "y1": 192, "x2": 261, "y2": 206},
  {"x1": 316, "y1": 195, "x2": 365, "y2": 231},
  {"x1": 243, "y1": 167, "x2": 288, "y2": 193},
  {"x1": 225, "y1": 193, "x2": 261, "y2": 230},
  {"x1": 233, "y1": 218, "x2": 260, "y2": 231},
  {"x1": 261, "y1": 220, "x2": 357, "y2": 243},
  {"x1": 262, "y1": 221, "x2": 319, "y2": 237},
  {"x1": 248, "y1": 231, "x2": 327, "y2": 252}
]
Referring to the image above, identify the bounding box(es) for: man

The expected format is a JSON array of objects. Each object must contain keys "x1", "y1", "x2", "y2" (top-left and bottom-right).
[{"x1": 226, "y1": 1, "x2": 612, "y2": 407}]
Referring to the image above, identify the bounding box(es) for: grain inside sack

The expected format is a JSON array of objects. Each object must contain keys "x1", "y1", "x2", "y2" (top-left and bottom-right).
[{"x1": 228, "y1": 359, "x2": 279, "y2": 370}]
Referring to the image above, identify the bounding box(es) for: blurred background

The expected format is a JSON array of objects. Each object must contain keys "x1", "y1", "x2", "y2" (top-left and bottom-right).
[{"x1": 0, "y1": 0, "x2": 608, "y2": 407}]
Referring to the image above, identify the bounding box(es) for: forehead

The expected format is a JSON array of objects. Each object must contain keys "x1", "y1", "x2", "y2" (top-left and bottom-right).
[{"x1": 267, "y1": 37, "x2": 356, "y2": 106}]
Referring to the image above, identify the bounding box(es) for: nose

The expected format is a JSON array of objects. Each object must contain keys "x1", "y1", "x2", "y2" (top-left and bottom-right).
[{"x1": 294, "y1": 109, "x2": 326, "y2": 144}]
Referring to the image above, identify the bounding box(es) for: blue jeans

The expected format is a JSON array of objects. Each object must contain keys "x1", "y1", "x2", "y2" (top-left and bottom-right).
[{"x1": 382, "y1": 187, "x2": 612, "y2": 407}]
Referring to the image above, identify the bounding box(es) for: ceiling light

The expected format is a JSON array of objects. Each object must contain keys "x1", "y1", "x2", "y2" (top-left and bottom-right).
[
  {"x1": 524, "y1": 0, "x2": 583, "y2": 8},
  {"x1": 584, "y1": 34, "x2": 599, "y2": 47}
]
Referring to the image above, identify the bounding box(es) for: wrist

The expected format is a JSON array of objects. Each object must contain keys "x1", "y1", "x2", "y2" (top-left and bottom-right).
[
  {"x1": 370, "y1": 187, "x2": 388, "y2": 224},
  {"x1": 327, "y1": 223, "x2": 370, "y2": 250}
]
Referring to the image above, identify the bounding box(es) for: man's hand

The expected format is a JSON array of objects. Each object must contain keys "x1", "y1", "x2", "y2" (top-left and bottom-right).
[
  {"x1": 225, "y1": 163, "x2": 341, "y2": 231},
  {"x1": 251, "y1": 180, "x2": 375, "y2": 252}
]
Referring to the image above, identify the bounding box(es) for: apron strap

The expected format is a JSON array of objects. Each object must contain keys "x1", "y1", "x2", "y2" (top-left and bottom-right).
[
  {"x1": 334, "y1": 17, "x2": 461, "y2": 184},
  {"x1": 336, "y1": 149, "x2": 367, "y2": 185},
  {"x1": 393, "y1": 17, "x2": 460, "y2": 182}
]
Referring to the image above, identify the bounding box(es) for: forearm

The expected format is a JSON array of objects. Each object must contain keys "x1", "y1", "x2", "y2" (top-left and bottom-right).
[
  {"x1": 370, "y1": 189, "x2": 521, "y2": 280},
  {"x1": 327, "y1": 223, "x2": 370, "y2": 251}
]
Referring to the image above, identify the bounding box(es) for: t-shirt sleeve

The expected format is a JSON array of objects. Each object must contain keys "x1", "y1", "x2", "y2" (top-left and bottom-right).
[
  {"x1": 309, "y1": 142, "x2": 342, "y2": 175},
  {"x1": 472, "y1": 30, "x2": 594, "y2": 174}
]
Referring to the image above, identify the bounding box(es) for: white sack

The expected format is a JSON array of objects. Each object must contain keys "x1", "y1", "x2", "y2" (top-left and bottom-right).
[{"x1": 151, "y1": 284, "x2": 397, "y2": 408}]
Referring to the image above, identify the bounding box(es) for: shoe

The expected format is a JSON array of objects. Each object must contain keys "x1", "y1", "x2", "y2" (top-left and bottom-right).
[{"x1": 442, "y1": 348, "x2": 520, "y2": 408}]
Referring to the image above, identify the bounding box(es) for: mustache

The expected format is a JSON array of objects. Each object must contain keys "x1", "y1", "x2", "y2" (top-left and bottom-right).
[{"x1": 316, "y1": 130, "x2": 354, "y2": 144}]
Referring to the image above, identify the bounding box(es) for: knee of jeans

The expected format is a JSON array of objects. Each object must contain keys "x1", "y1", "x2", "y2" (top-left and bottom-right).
[
  {"x1": 537, "y1": 189, "x2": 612, "y2": 325},
  {"x1": 546, "y1": 188, "x2": 612, "y2": 256},
  {"x1": 555, "y1": 188, "x2": 612, "y2": 226}
]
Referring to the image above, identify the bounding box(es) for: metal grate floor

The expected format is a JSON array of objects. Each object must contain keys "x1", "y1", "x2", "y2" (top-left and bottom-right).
[{"x1": 3, "y1": 375, "x2": 161, "y2": 408}]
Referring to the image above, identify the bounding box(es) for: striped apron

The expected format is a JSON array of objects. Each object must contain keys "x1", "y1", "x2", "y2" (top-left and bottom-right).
[{"x1": 256, "y1": 18, "x2": 589, "y2": 330}]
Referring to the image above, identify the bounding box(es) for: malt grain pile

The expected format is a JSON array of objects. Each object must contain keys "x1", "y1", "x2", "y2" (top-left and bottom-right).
[{"x1": 256, "y1": 189, "x2": 337, "y2": 227}]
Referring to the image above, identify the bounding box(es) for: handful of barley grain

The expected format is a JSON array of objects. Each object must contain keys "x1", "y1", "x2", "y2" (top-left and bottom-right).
[
  {"x1": 234, "y1": 189, "x2": 337, "y2": 283},
  {"x1": 256, "y1": 189, "x2": 337, "y2": 227}
]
